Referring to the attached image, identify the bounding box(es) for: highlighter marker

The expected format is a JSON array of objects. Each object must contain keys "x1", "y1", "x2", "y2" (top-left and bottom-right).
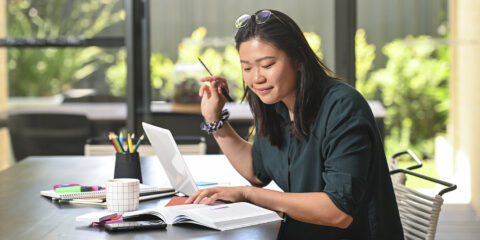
[
  {"x1": 55, "y1": 186, "x2": 105, "y2": 193},
  {"x1": 53, "y1": 184, "x2": 81, "y2": 190}
]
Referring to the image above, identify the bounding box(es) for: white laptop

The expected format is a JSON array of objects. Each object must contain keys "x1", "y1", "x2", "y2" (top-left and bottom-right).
[{"x1": 142, "y1": 122, "x2": 199, "y2": 196}]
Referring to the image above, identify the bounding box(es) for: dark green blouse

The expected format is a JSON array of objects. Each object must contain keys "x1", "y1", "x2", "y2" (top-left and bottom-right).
[{"x1": 252, "y1": 79, "x2": 403, "y2": 239}]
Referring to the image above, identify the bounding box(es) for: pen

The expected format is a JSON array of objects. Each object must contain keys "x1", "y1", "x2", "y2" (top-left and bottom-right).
[
  {"x1": 55, "y1": 186, "x2": 105, "y2": 193},
  {"x1": 198, "y1": 57, "x2": 234, "y2": 102}
]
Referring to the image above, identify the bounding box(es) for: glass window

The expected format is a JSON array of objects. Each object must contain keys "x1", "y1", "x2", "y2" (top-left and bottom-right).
[{"x1": 6, "y1": 0, "x2": 125, "y2": 103}]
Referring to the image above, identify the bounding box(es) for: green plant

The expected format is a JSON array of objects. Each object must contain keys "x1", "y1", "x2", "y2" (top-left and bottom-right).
[
  {"x1": 398, "y1": 159, "x2": 439, "y2": 189},
  {"x1": 106, "y1": 49, "x2": 175, "y2": 100},
  {"x1": 355, "y1": 29, "x2": 376, "y2": 99},
  {"x1": 7, "y1": 0, "x2": 123, "y2": 96},
  {"x1": 107, "y1": 27, "x2": 208, "y2": 101},
  {"x1": 106, "y1": 27, "x2": 324, "y2": 103},
  {"x1": 175, "y1": 27, "x2": 214, "y2": 103},
  {"x1": 304, "y1": 31, "x2": 323, "y2": 60},
  {"x1": 357, "y1": 34, "x2": 449, "y2": 158}
]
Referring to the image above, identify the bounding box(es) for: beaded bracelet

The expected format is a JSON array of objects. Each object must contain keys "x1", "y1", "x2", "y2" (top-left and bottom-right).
[{"x1": 201, "y1": 109, "x2": 230, "y2": 134}]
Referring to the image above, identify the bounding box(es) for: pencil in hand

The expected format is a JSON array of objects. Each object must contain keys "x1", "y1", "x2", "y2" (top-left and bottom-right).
[{"x1": 198, "y1": 57, "x2": 234, "y2": 102}]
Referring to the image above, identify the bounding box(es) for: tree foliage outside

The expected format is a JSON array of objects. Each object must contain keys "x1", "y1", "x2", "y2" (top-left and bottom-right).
[
  {"x1": 7, "y1": 0, "x2": 123, "y2": 97},
  {"x1": 106, "y1": 27, "x2": 324, "y2": 103},
  {"x1": 6, "y1": 0, "x2": 449, "y2": 161},
  {"x1": 356, "y1": 31, "x2": 449, "y2": 158}
]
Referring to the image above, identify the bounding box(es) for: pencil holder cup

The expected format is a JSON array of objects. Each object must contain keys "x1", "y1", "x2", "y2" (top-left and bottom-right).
[{"x1": 114, "y1": 152, "x2": 142, "y2": 183}]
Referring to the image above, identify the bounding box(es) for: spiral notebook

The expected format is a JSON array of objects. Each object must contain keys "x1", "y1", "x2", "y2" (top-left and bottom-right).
[{"x1": 40, "y1": 185, "x2": 175, "y2": 201}]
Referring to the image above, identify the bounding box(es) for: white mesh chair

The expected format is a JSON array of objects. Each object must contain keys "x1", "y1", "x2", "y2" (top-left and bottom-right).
[{"x1": 389, "y1": 150, "x2": 457, "y2": 240}]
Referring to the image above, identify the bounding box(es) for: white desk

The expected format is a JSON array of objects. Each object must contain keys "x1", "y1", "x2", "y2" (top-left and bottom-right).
[{"x1": 149, "y1": 154, "x2": 281, "y2": 192}]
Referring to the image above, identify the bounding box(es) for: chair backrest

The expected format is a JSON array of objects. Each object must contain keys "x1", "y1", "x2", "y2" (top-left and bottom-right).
[
  {"x1": 389, "y1": 150, "x2": 423, "y2": 185},
  {"x1": 390, "y1": 168, "x2": 457, "y2": 240},
  {"x1": 147, "y1": 112, "x2": 203, "y2": 135},
  {"x1": 146, "y1": 112, "x2": 213, "y2": 153},
  {"x1": 7, "y1": 113, "x2": 91, "y2": 161},
  {"x1": 145, "y1": 111, "x2": 253, "y2": 154},
  {"x1": 84, "y1": 144, "x2": 156, "y2": 156},
  {"x1": 393, "y1": 181, "x2": 444, "y2": 240}
]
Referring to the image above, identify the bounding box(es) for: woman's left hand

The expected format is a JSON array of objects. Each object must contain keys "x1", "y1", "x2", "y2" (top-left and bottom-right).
[{"x1": 185, "y1": 186, "x2": 250, "y2": 205}]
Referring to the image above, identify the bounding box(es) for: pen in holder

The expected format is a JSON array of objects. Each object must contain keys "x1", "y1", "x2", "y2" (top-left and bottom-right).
[{"x1": 114, "y1": 152, "x2": 143, "y2": 183}]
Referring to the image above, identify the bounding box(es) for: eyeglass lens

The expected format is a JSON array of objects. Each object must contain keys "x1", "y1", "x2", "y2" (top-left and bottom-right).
[
  {"x1": 235, "y1": 14, "x2": 251, "y2": 28},
  {"x1": 255, "y1": 10, "x2": 271, "y2": 24},
  {"x1": 235, "y1": 10, "x2": 272, "y2": 29}
]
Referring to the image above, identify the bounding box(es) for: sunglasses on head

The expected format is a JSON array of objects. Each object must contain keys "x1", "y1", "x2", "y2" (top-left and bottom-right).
[{"x1": 235, "y1": 10, "x2": 282, "y2": 29}]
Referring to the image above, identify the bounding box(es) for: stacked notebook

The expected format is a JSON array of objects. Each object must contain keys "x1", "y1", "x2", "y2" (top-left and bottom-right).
[{"x1": 41, "y1": 185, "x2": 176, "y2": 205}]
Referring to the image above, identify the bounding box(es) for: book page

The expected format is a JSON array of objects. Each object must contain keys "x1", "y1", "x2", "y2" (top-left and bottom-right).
[
  {"x1": 122, "y1": 207, "x2": 167, "y2": 222},
  {"x1": 185, "y1": 202, "x2": 270, "y2": 221},
  {"x1": 181, "y1": 202, "x2": 281, "y2": 231},
  {"x1": 162, "y1": 204, "x2": 207, "y2": 224},
  {"x1": 122, "y1": 203, "x2": 207, "y2": 224}
]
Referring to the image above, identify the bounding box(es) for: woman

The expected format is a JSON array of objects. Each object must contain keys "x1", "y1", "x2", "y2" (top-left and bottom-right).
[{"x1": 187, "y1": 9, "x2": 403, "y2": 239}]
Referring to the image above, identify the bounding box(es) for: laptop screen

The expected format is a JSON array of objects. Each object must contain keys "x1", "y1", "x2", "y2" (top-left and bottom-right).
[{"x1": 142, "y1": 122, "x2": 199, "y2": 196}]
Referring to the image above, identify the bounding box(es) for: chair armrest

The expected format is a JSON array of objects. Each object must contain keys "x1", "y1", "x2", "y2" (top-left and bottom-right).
[
  {"x1": 391, "y1": 149, "x2": 423, "y2": 170},
  {"x1": 390, "y1": 168, "x2": 457, "y2": 196}
]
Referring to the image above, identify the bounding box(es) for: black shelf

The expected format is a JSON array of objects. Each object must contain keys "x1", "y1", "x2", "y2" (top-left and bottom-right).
[
  {"x1": 2, "y1": 0, "x2": 151, "y2": 135},
  {"x1": 0, "y1": 37, "x2": 124, "y2": 47}
]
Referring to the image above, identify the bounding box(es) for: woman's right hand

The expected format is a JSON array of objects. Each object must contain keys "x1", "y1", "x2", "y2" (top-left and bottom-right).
[{"x1": 198, "y1": 76, "x2": 229, "y2": 122}]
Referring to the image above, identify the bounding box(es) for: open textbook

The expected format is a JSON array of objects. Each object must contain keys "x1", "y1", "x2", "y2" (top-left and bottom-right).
[{"x1": 122, "y1": 202, "x2": 282, "y2": 231}]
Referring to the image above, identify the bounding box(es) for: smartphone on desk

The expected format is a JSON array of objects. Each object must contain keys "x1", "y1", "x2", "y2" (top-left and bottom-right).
[{"x1": 105, "y1": 220, "x2": 166, "y2": 232}]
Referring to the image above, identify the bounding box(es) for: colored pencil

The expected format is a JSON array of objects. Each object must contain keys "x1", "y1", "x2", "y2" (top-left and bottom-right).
[
  {"x1": 108, "y1": 132, "x2": 120, "y2": 153},
  {"x1": 133, "y1": 134, "x2": 144, "y2": 153},
  {"x1": 111, "y1": 133, "x2": 124, "y2": 153},
  {"x1": 119, "y1": 131, "x2": 124, "y2": 146},
  {"x1": 127, "y1": 133, "x2": 134, "y2": 153}
]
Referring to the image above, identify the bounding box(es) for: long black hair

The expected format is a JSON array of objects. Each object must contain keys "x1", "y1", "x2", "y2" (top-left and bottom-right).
[{"x1": 235, "y1": 9, "x2": 335, "y2": 148}]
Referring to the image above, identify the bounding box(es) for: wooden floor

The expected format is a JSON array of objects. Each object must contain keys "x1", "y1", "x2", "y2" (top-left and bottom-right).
[{"x1": 436, "y1": 204, "x2": 480, "y2": 240}]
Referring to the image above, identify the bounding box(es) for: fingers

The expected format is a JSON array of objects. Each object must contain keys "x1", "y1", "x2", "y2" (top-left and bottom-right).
[
  {"x1": 199, "y1": 80, "x2": 219, "y2": 99},
  {"x1": 193, "y1": 190, "x2": 210, "y2": 204},
  {"x1": 185, "y1": 195, "x2": 194, "y2": 204},
  {"x1": 202, "y1": 193, "x2": 219, "y2": 205},
  {"x1": 213, "y1": 76, "x2": 230, "y2": 93},
  {"x1": 199, "y1": 75, "x2": 226, "y2": 84},
  {"x1": 199, "y1": 76, "x2": 230, "y2": 94},
  {"x1": 185, "y1": 189, "x2": 211, "y2": 204},
  {"x1": 185, "y1": 188, "x2": 222, "y2": 205},
  {"x1": 216, "y1": 77, "x2": 230, "y2": 93},
  {"x1": 198, "y1": 84, "x2": 211, "y2": 98}
]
